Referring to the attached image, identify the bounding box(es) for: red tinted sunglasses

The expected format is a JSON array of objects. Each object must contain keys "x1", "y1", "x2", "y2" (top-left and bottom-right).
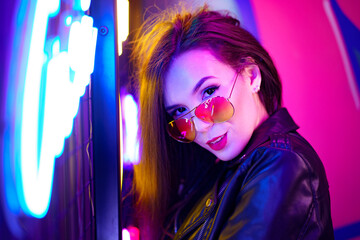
[{"x1": 167, "y1": 72, "x2": 238, "y2": 143}]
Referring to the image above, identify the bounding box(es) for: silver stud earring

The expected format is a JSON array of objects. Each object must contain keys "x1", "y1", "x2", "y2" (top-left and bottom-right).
[{"x1": 253, "y1": 85, "x2": 260, "y2": 93}]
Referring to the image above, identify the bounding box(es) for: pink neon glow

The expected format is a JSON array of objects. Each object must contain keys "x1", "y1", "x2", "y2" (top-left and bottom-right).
[
  {"x1": 250, "y1": 0, "x2": 360, "y2": 229},
  {"x1": 122, "y1": 227, "x2": 140, "y2": 240}
]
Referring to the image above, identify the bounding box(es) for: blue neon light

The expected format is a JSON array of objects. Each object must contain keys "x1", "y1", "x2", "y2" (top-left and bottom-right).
[{"x1": 17, "y1": 0, "x2": 97, "y2": 218}]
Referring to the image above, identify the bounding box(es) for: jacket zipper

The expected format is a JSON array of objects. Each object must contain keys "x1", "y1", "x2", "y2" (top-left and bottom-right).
[
  {"x1": 196, "y1": 217, "x2": 210, "y2": 240},
  {"x1": 195, "y1": 178, "x2": 229, "y2": 240}
]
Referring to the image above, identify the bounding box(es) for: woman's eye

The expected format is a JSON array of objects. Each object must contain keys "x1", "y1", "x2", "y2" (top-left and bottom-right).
[
  {"x1": 203, "y1": 86, "x2": 219, "y2": 98},
  {"x1": 173, "y1": 107, "x2": 187, "y2": 117}
]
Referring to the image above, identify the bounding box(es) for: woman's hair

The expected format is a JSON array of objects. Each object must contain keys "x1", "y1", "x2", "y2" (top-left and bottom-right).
[{"x1": 130, "y1": 5, "x2": 282, "y2": 238}]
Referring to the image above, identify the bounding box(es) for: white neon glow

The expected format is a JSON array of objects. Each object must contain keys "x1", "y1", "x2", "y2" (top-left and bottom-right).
[
  {"x1": 122, "y1": 94, "x2": 139, "y2": 164},
  {"x1": 21, "y1": 0, "x2": 61, "y2": 218},
  {"x1": 323, "y1": 0, "x2": 360, "y2": 109},
  {"x1": 65, "y1": 16, "x2": 72, "y2": 26},
  {"x1": 20, "y1": 0, "x2": 97, "y2": 218},
  {"x1": 48, "y1": 0, "x2": 60, "y2": 17},
  {"x1": 122, "y1": 229, "x2": 131, "y2": 240},
  {"x1": 68, "y1": 15, "x2": 98, "y2": 98},
  {"x1": 117, "y1": 0, "x2": 129, "y2": 56},
  {"x1": 81, "y1": 0, "x2": 91, "y2": 12}
]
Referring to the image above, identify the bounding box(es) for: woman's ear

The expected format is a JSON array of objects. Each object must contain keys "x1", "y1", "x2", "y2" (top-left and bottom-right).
[{"x1": 242, "y1": 64, "x2": 261, "y2": 93}]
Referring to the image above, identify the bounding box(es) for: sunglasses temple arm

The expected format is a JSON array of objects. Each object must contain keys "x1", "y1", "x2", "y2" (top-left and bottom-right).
[{"x1": 228, "y1": 72, "x2": 239, "y2": 99}]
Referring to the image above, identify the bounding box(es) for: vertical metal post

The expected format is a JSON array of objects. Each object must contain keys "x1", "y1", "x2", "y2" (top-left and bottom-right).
[{"x1": 90, "y1": 0, "x2": 121, "y2": 239}]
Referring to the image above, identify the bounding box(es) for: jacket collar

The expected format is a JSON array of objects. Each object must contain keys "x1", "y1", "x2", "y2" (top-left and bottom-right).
[{"x1": 228, "y1": 108, "x2": 299, "y2": 166}]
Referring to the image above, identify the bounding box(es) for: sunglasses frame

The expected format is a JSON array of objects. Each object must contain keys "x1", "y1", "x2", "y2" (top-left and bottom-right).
[{"x1": 167, "y1": 72, "x2": 239, "y2": 143}]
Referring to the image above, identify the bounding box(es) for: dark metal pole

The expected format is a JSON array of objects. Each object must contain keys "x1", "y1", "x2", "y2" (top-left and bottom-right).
[{"x1": 90, "y1": 0, "x2": 121, "y2": 238}]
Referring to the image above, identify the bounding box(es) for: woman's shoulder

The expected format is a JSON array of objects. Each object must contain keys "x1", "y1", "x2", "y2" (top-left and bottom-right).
[
  {"x1": 222, "y1": 131, "x2": 333, "y2": 239},
  {"x1": 247, "y1": 131, "x2": 324, "y2": 172},
  {"x1": 234, "y1": 108, "x2": 323, "y2": 172},
  {"x1": 237, "y1": 131, "x2": 329, "y2": 196},
  {"x1": 264, "y1": 131, "x2": 326, "y2": 178}
]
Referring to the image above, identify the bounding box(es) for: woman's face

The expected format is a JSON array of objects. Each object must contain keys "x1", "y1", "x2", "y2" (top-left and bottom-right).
[{"x1": 164, "y1": 49, "x2": 268, "y2": 161}]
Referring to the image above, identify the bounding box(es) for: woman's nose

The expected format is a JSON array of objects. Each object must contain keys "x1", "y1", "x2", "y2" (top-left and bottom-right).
[{"x1": 192, "y1": 116, "x2": 213, "y2": 132}]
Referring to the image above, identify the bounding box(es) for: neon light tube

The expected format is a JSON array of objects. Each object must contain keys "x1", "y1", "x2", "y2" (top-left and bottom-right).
[
  {"x1": 20, "y1": 0, "x2": 97, "y2": 218},
  {"x1": 117, "y1": 0, "x2": 129, "y2": 56},
  {"x1": 122, "y1": 94, "x2": 139, "y2": 164}
]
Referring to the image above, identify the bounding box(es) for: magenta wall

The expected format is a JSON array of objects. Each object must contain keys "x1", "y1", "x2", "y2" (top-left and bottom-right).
[{"x1": 251, "y1": 0, "x2": 360, "y2": 230}]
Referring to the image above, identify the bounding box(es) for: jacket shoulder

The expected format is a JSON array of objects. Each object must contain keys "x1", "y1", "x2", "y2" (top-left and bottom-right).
[
  {"x1": 266, "y1": 132, "x2": 329, "y2": 189},
  {"x1": 219, "y1": 132, "x2": 334, "y2": 240}
]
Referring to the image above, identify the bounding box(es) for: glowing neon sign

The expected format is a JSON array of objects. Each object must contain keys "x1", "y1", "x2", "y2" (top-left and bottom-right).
[
  {"x1": 122, "y1": 94, "x2": 139, "y2": 165},
  {"x1": 19, "y1": 0, "x2": 97, "y2": 218}
]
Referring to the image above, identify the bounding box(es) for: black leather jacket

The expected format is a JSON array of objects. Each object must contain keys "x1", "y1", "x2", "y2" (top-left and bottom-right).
[{"x1": 173, "y1": 108, "x2": 334, "y2": 240}]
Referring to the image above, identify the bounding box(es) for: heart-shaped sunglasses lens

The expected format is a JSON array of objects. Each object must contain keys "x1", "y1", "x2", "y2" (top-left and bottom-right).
[
  {"x1": 167, "y1": 118, "x2": 195, "y2": 143},
  {"x1": 194, "y1": 96, "x2": 234, "y2": 123}
]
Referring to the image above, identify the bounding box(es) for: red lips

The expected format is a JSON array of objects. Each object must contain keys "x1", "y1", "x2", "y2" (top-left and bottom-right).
[{"x1": 207, "y1": 133, "x2": 227, "y2": 151}]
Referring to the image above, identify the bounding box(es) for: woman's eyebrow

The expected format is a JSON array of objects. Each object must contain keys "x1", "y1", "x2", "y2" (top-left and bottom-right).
[
  {"x1": 165, "y1": 76, "x2": 216, "y2": 112},
  {"x1": 192, "y1": 76, "x2": 216, "y2": 94}
]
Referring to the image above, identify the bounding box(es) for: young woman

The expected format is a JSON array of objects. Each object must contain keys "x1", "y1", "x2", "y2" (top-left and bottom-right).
[{"x1": 131, "y1": 5, "x2": 334, "y2": 240}]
